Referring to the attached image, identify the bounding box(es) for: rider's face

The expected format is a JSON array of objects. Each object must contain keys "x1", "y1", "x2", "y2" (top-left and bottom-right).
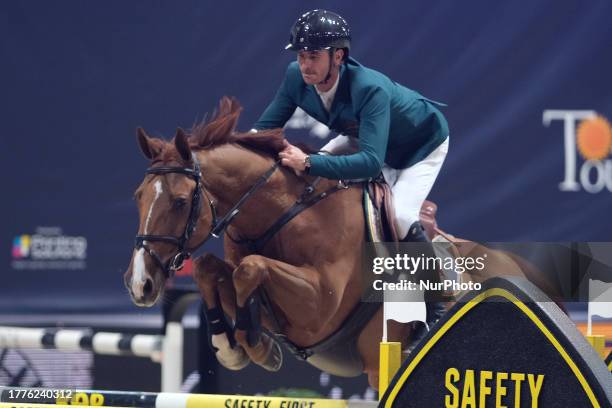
[{"x1": 297, "y1": 50, "x2": 332, "y2": 85}]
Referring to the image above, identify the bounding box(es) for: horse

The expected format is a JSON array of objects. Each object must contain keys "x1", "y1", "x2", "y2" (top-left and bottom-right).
[{"x1": 124, "y1": 97, "x2": 542, "y2": 389}]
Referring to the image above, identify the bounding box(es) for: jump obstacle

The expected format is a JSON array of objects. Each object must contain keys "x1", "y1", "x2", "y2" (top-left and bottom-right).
[
  {"x1": 378, "y1": 277, "x2": 612, "y2": 407},
  {"x1": 1, "y1": 279, "x2": 610, "y2": 407},
  {"x1": 0, "y1": 289, "x2": 201, "y2": 393},
  {"x1": 0, "y1": 388, "x2": 377, "y2": 408},
  {"x1": 0, "y1": 325, "x2": 179, "y2": 394}
]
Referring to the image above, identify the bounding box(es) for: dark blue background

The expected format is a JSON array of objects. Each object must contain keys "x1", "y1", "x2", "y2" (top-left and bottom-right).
[{"x1": 1, "y1": 0, "x2": 611, "y2": 313}]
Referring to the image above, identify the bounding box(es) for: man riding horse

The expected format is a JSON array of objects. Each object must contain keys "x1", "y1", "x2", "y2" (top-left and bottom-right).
[
  {"x1": 253, "y1": 9, "x2": 450, "y2": 336},
  {"x1": 125, "y1": 10, "x2": 463, "y2": 389}
]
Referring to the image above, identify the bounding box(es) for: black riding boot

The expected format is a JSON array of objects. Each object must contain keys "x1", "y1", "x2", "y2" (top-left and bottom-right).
[{"x1": 401, "y1": 221, "x2": 447, "y2": 351}]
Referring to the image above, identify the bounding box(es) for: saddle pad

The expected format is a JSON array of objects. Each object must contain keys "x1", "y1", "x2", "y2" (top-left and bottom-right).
[
  {"x1": 364, "y1": 181, "x2": 399, "y2": 243},
  {"x1": 364, "y1": 187, "x2": 384, "y2": 243}
]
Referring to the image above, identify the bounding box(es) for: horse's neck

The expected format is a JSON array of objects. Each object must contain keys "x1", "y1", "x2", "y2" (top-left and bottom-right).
[{"x1": 196, "y1": 145, "x2": 300, "y2": 236}]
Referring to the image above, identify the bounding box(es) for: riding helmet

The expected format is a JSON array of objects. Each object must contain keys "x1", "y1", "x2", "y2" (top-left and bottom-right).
[{"x1": 285, "y1": 9, "x2": 351, "y2": 52}]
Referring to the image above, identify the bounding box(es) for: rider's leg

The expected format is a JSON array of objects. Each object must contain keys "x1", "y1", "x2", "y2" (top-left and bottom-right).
[
  {"x1": 383, "y1": 137, "x2": 449, "y2": 240},
  {"x1": 383, "y1": 137, "x2": 450, "y2": 348},
  {"x1": 402, "y1": 221, "x2": 448, "y2": 337}
]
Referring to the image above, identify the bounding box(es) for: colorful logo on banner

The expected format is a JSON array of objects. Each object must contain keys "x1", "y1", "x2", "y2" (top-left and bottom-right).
[
  {"x1": 12, "y1": 235, "x2": 31, "y2": 258},
  {"x1": 10, "y1": 227, "x2": 88, "y2": 270},
  {"x1": 543, "y1": 110, "x2": 612, "y2": 193}
]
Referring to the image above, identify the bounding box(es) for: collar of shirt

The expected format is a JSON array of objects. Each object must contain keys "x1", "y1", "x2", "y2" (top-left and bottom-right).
[{"x1": 314, "y1": 72, "x2": 340, "y2": 112}]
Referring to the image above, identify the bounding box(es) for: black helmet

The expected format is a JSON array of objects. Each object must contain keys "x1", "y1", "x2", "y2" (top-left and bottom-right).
[{"x1": 285, "y1": 9, "x2": 351, "y2": 52}]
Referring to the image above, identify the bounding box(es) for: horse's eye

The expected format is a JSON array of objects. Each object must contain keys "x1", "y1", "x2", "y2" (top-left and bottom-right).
[
  {"x1": 173, "y1": 198, "x2": 188, "y2": 210},
  {"x1": 133, "y1": 191, "x2": 142, "y2": 201}
]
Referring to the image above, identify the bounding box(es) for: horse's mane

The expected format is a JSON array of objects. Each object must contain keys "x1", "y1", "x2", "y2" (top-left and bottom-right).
[
  {"x1": 189, "y1": 96, "x2": 286, "y2": 154},
  {"x1": 145, "y1": 96, "x2": 315, "y2": 164}
]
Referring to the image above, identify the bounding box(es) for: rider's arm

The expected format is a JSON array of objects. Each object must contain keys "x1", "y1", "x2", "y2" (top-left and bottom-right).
[
  {"x1": 308, "y1": 87, "x2": 390, "y2": 179},
  {"x1": 253, "y1": 66, "x2": 298, "y2": 130}
]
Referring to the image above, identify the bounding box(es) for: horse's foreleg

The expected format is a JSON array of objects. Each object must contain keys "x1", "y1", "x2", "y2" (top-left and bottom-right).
[
  {"x1": 193, "y1": 253, "x2": 250, "y2": 370},
  {"x1": 233, "y1": 254, "x2": 335, "y2": 371},
  {"x1": 234, "y1": 255, "x2": 326, "y2": 330},
  {"x1": 231, "y1": 255, "x2": 290, "y2": 372}
]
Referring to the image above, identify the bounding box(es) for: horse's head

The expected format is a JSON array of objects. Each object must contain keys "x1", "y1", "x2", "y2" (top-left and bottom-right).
[
  {"x1": 124, "y1": 126, "x2": 214, "y2": 306},
  {"x1": 124, "y1": 96, "x2": 287, "y2": 306}
]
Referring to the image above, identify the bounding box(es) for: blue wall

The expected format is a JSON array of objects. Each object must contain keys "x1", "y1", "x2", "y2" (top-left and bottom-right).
[{"x1": 2, "y1": 0, "x2": 611, "y2": 312}]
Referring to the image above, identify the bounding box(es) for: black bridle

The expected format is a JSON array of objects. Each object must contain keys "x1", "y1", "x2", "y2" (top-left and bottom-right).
[
  {"x1": 134, "y1": 154, "x2": 209, "y2": 279},
  {"x1": 133, "y1": 153, "x2": 280, "y2": 279},
  {"x1": 134, "y1": 151, "x2": 355, "y2": 280}
]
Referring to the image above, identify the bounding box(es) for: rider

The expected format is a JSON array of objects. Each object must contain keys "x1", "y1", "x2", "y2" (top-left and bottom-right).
[{"x1": 252, "y1": 10, "x2": 449, "y2": 336}]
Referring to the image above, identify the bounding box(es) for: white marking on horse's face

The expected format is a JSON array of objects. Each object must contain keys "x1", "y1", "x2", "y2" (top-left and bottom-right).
[
  {"x1": 144, "y1": 180, "x2": 163, "y2": 234},
  {"x1": 132, "y1": 248, "x2": 147, "y2": 299},
  {"x1": 131, "y1": 180, "x2": 163, "y2": 298}
]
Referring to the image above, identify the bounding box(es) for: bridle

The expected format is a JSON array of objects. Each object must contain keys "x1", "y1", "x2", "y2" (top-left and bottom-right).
[
  {"x1": 133, "y1": 153, "x2": 280, "y2": 279},
  {"x1": 134, "y1": 154, "x2": 209, "y2": 279},
  {"x1": 133, "y1": 151, "x2": 355, "y2": 280}
]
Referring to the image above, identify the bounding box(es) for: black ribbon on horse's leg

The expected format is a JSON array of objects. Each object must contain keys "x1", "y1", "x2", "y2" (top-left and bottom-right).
[{"x1": 235, "y1": 295, "x2": 262, "y2": 348}]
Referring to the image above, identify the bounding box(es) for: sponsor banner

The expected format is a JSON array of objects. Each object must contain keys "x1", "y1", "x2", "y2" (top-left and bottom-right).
[
  {"x1": 543, "y1": 111, "x2": 612, "y2": 193},
  {"x1": 11, "y1": 227, "x2": 87, "y2": 271}
]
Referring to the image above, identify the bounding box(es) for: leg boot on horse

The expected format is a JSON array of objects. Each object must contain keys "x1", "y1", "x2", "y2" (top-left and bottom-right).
[{"x1": 193, "y1": 253, "x2": 251, "y2": 370}]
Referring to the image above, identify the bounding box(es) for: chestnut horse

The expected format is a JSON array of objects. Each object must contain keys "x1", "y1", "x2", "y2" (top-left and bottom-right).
[{"x1": 124, "y1": 97, "x2": 531, "y2": 389}]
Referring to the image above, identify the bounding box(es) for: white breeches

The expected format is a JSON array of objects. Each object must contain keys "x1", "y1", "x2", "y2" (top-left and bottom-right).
[{"x1": 320, "y1": 135, "x2": 449, "y2": 239}]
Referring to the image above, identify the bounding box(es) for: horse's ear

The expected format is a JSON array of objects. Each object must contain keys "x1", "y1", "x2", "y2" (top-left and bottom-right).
[
  {"x1": 174, "y1": 127, "x2": 191, "y2": 161},
  {"x1": 137, "y1": 127, "x2": 162, "y2": 160}
]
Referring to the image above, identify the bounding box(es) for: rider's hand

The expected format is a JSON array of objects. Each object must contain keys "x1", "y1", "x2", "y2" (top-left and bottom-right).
[{"x1": 279, "y1": 140, "x2": 307, "y2": 174}]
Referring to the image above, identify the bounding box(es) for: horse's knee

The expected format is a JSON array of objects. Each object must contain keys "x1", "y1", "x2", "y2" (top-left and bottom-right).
[{"x1": 233, "y1": 255, "x2": 268, "y2": 286}]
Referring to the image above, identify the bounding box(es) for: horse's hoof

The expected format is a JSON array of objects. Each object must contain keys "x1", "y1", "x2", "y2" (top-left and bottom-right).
[
  {"x1": 260, "y1": 338, "x2": 283, "y2": 372},
  {"x1": 216, "y1": 345, "x2": 251, "y2": 371}
]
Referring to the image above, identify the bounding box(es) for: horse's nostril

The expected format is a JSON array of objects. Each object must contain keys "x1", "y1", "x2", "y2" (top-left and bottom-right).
[{"x1": 143, "y1": 278, "x2": 153, "y2": 297}]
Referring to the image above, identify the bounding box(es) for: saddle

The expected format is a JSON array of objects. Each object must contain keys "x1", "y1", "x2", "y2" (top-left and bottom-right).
[
  {"x1": 364, "y1": 180, "x2": 448, "y2": 243},
  {"x1": 364, "y1": 181, "x2": 399, "y2": 242}
]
